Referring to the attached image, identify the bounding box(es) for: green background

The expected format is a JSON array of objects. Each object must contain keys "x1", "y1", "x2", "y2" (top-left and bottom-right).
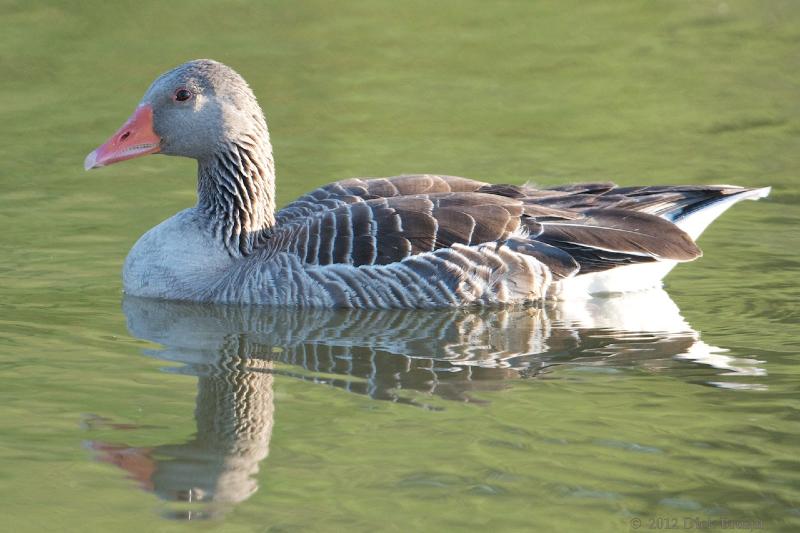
[{"x1": 1, "y1": 1, "x2": 798, "y2": 531}]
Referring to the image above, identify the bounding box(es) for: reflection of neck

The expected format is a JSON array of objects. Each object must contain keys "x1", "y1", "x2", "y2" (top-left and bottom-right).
[
  {"x1": 149, "y1": 357, "x2": 275, "y2": 507},
  {"x1": 194, "y1": 358, "x2": 274, "y2": 459},
  {"x1": 196, "y1": 133, "x2": 276, "y2": 257}
]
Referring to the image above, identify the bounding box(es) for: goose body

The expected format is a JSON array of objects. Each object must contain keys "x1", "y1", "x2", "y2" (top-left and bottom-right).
[{"x1": 86, "y1": 60, "x2": 769, "y2": 309}]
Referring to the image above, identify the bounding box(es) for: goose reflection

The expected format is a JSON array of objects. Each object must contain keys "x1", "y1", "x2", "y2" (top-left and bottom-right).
[
  {"x1": 86, "y1": 290, "x2": 764, "y2": 518},
  {"x1": 86, "y1": 352, "x2": 274, "y2": 519}
]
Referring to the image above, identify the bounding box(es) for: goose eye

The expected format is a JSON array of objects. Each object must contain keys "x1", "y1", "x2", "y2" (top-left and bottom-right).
[{"x1": 174, "y1": 88, "x2": 192, "y2": 102}]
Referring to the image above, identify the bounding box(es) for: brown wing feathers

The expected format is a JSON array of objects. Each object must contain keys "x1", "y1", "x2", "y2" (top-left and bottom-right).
[
  {"x1": 276, "y1": 192, "x2": 525, "y2": 267},
  {"x1": 271, "y1": 175, "x2": 709, "y2": 278},
  {"x1": 275, "y1": 174, "x2": 487, "y2": 226},
  {"x1": 537, "y1": 208, "x2": 701, "y2": 261}
]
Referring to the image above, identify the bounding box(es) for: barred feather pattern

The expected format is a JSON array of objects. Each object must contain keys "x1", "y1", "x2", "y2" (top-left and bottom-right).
[
  {"x1": 197, "y1": 133, "x2": 276, "y2": 257},
  {"x1": 185, "y1": 167, "x2": 760, "y2": 308},
  {"x1": 209, "y1": 240, "x2": 552, "y2": 308}
]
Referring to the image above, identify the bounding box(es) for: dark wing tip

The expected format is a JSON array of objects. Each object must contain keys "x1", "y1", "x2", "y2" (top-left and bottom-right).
[{"x1": 538, "y1": 208, "x2": 703, "y2": 272}]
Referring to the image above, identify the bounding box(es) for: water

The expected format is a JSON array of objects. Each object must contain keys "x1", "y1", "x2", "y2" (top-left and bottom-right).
[{"x1": 1, "y1": 1, "x2": 799, "y2": 531}]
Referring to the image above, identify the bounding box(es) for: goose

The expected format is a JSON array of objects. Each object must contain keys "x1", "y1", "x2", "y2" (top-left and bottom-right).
[{"x1": 85, "y1": 59, "x2": 770, "y2": 308}]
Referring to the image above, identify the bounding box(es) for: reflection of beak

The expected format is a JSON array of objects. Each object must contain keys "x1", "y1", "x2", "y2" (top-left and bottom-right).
[{"x1": 84, "y1": 104, "x2": 161, "y2": 170}]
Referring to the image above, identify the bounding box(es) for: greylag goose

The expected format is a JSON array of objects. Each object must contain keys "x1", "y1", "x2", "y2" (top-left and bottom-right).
[{"x1": 85, "y1": 59, "x2": 769, "y2": 308}]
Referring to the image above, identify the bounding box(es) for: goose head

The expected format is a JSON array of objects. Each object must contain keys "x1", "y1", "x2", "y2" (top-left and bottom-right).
[{"x1": 85, "y1": 59, "x2": 267, "y2": 169}]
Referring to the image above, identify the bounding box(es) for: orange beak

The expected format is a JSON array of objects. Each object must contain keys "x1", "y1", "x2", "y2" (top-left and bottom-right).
[{"x1": 84, "y1": 104, "x2": 161, "y2": 170}]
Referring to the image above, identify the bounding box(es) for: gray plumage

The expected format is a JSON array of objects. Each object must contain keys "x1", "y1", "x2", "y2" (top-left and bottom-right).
[{"x1": 87, "y1": 60, "x2": 769, "y2": 308}]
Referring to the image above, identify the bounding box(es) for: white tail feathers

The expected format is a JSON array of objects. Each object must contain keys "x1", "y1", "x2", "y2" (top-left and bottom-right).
[
  {"x1": 554, "y1": 185, "x2": 770, "y2": 299},
  {"x1": 675, "y1": 186, "x2": 770, "y2": 240}
]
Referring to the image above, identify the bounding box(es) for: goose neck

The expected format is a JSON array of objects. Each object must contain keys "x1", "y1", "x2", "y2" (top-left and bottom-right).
[{"x1": 197, "y1": 136, "x2": 276, "y2": 256}]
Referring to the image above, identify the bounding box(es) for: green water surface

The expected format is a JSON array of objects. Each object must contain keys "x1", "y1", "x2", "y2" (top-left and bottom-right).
[{"x1": 1, "y1": 1, "x2": 799, "y2": 531}]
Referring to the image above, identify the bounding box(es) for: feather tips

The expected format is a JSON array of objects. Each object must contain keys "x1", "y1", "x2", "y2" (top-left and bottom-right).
[
  {"x1": 266, "y1": 177, "x2": 766, "y2": 298},
  {"x1": 538, "y1": 208, "x2": 701, "y2": 261}
]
